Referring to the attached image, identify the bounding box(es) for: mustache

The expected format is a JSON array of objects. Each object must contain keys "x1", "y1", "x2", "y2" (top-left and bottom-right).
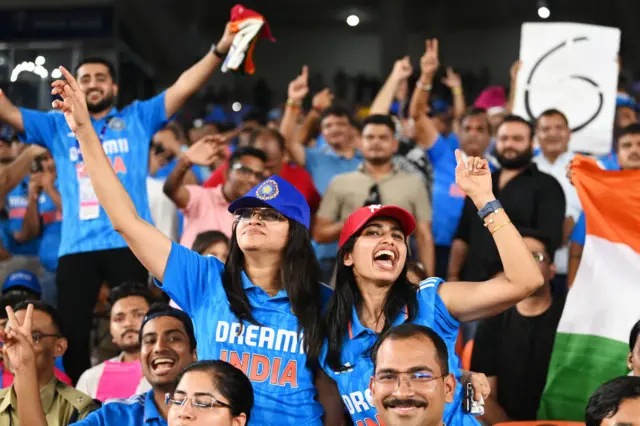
[
  {"x1": 382, "y1": 398, "x2": 428, "y2": 409},
  {"x1": 121, "y1": 329, "x2": 139, "y2": 338}
]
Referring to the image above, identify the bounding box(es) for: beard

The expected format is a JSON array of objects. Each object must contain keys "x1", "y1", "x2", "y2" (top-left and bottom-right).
[
  {"x1": 495, "y1": 147, "x2": 534, "y2": 170},
  {"x1": 86, "y1": 91, "x2": 115, "y2": 114}
]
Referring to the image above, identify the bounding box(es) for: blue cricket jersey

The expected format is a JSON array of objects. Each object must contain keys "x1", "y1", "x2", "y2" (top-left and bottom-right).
[
  {"x1": 320, "y1": 278, "x2": 480, "y2": 426},
  {"x1": 38, "y1": 180, "x2": 62, "y2": 272},
  {"x1": 74, "y1": 390, "x2": 167, "y2": 426},
  {"x1": 158, "y1": 242, "x2": 333, "y2": 425},
  {"x1": 18, "y1": 92, "x2": 169, "y2": 256},
  {"x1": 3, "y1": 179, "x2": 41, "y2": 256}
]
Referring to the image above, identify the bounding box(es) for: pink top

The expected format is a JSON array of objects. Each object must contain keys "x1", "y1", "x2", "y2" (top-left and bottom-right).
[
  {"x1": 95, "y1": 359, "x2": 144, "y2": 402},
  {"x1": 179, "y1": 185, "x2": 234, "y2": 249}
]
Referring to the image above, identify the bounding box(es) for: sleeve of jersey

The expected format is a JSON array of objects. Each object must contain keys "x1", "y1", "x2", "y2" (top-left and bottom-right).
[
  {"x1": 303, "y1": 146, "x2": 321, "y2": 171},
  {"x1": 570, "y1": 211, "x2": 586, "y2": 245},
  {"x1": 426, "y1": 135, "x2": 454, "y2": 166},
  {"x1": 71, "y1": 406, "x2": 106, "y2": 426},
  {"x1": 17, "y1": 108, "x2": 56, "y2": 150},
  {"x1": 155, "y1": 241, "x2": 225, "y2": 315},
  {"x1": 131, "y1": 91, "x2": 171, "y2": 140},
  {"x1": 417, "y1": 277, "x2": 460, "y2": 342}
]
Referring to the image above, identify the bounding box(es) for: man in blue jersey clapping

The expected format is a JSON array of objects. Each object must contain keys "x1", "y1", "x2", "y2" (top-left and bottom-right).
[{"x1": 0, "y1": 22, "x2": 237, "y2": 383}]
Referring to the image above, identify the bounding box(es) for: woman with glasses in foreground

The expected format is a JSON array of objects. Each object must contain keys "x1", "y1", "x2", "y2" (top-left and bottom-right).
[
  {"x1": 50, "y1": 67, "x2": 343, "y2": 425},
  {"x1": 322, "y1": 150, "x2": 545, "y2": 426},
  {"x1": 167, "y1": 360, "x2": 253, "y2": 426}
]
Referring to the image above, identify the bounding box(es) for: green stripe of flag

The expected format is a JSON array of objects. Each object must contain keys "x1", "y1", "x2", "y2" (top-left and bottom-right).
[{"x1": 537, "y1": 332, "x2": 628, "y2": 421}]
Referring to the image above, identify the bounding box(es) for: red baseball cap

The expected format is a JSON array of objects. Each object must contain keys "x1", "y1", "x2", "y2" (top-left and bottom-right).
[{"x1": 338, "y1": 205, "x2": 416, "y2": 249}]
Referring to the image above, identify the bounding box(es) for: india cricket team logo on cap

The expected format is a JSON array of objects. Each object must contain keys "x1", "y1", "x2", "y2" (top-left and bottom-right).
[{"x1": 256, "y1": 179, "x2": 279, "y2": 200}]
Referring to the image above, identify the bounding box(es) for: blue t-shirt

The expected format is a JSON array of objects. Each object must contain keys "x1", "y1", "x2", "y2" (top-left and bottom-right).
[
  {"x1": 570, "y1": 211, "x2": 586, "y2": 246},
  {"x1": 158, "y1": 242, "x2": 333, "y2": 425},
  {"x1": 74, "y1": 390, "x2": 167, "y2": 426},
  {"x1": 3, "y1": 179, "x2": 40, "y2": 256},
  {"x1": 18, "y1": 92, "x2": 169, "y2": 256},
  {"x1": 320, "y1": 278, "x2": 480, "y2": 426},
  {"x1": 37, "y1": 181, "x2": 62, "y2": 272}
]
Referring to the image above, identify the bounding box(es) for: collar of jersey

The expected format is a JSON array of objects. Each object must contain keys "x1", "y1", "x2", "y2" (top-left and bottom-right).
[
  {"x1": 347, "y1": 304, "x2": 409, "y2": 340},
  {"x1": 143, "y1": 389, "x2": 163, "y2": 423},
  {"x1": 90, "y1": 107, "x2": 119, "y2": 123},
  {"x1": 241, "y1": 271, "x2": 289, "y2": 300}
]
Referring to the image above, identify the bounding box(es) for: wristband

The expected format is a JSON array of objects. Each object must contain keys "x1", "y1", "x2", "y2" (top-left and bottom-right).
[
  {"x1": 312, "y1": 105, "x2": 324, "y2": 114},
  {"x1": 210, "y1": 44, "x2": 228, "y2": 59},
  {"x1": 416, "y1": 82, "x2": 432, "y2": 92},
  {"x1": 477, "y1": 200, "x2": 502, "y2": 220},
  {"x1": 452, "y1": 87, "x2": 463, "y2": 96},
  {"x1": 286, "y1": 99, "x2": 302, "y2": 108}
]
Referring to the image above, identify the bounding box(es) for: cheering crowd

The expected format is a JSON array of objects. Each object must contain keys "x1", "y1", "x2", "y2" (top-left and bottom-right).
[{"x1": 0, "y1": 13, "x2": 638, "y2": 426}]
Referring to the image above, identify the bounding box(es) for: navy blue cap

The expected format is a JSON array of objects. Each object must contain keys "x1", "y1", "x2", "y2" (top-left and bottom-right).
[
  {"x1": 2, "y1": 270, "x2": 41, "y2": 295},
  {"x1": 228, "y1": 175, "x2": 311, "y2": 229}
]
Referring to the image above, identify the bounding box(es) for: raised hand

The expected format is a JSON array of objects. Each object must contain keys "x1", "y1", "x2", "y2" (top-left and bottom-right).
[
  {"x1": 312, "y1": 88, "x2": 334, "y2": 111},
  {"x1": 216, "y1": 22, "x2": 237, "y2": 54},
  {"x1": 185, "y1": 135, "x2": 226, "y2": 166},
  {"x1": 454, "y1": 149, "x2": 494, "y2": 206},
  {"x1": 288, "y1": 65, "x2": 309, "y2": 103},
  {"x1": 466, "y1": 372, "x2": 491, "y2": 401},
  {"x1": 420, "y1": 39, "x2": 439, "y2": 77},
  {"x1": 391, "y1": 56, "x2": 413, "y2": 81},
  {"x1": 50, "y1": 66, "x2": 90, "y2": 133},
  {"x1": 28, "y1": 173, "x2": 43, "y2": 200},
  {"x1": 510, "y1": 60, "x2": 521, "y2": 82},
  {"x1": 0, "y1": 304, "x2": 35, "y2": 373},
  {"x1": 442, "y1": 67, "x2": 462, "y2": 89}
]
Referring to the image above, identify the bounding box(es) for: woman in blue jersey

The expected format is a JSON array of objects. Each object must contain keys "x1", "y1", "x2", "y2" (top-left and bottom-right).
[
  {"x1": 50, "y1": 67, "x2": 344, "y2": 425},
  {"x1": 322, "y1": 150, "x2": 544, "y2": 426}
]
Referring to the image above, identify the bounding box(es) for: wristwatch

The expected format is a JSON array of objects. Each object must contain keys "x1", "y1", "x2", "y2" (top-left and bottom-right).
[
  {"x1": 210, "y1": 43, "x2": 228, "y2": 59},
  {"x1": 477, "y1": 200, "x2": 502, "y2": 220}
]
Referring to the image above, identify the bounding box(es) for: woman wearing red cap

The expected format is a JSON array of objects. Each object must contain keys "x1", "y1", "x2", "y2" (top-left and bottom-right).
[{"x1": 321, "y1": 150, "x2": 544, "y2": 426}]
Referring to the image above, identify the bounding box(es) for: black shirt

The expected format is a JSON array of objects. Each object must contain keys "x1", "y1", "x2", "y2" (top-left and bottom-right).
[
  {"x1": 454, "y1": 163, "x2": 566, "y2": 281},
  {"x1": 471, "y1": 293, "x2": 567, "y2": 420}
]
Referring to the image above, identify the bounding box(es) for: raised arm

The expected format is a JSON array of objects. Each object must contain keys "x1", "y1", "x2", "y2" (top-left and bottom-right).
[
  {"x1": 0, "y1": 144, "x2": 47, "y2": 200},
  {"x1": 441, "y1": 67, "x2": 466, "y2": 133},
  {"x1": 438, "y1": 151, "x2": 544, "y2": 322},
  {"x1": 164, "y1": 23, "x2": 235, "y2": 117},
  {"x1": 409, "y1": 39, "x2": 440, "y2": 149},
  {"x1": 369, "y1": 57, "x2": 413, "y2": 115},
  {"x1": 51, "y1": 66, "x2": 171, "y2": 280},
  {"x1": 280, "y1": 66, "x2": 310, "y2": 166},
  {"x1": 505, "y1": 60, "x2": 521, "y2": 114},
  {"x1": 15, "y1": 175, "x2": 42, "y2": 243},
  {"x1": 297, "y1": 89, "x2": 334, "y2": 146},
  {"x1": 163, "y1": 135, "x2": 225, "y2": 209},
  {"x1": 0, "y1": 89, "x2": 25, "y2": 132}
]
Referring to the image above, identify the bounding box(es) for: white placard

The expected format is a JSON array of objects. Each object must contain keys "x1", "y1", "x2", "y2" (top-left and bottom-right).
[{"x1": 513, "y1": 23, "x2": 620, "y2": 155}]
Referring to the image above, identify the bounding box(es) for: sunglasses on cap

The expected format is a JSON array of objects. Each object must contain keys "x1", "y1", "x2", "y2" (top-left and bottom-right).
[{"x1": 233, "y1": 207, "x2": 287, "y2": 223}]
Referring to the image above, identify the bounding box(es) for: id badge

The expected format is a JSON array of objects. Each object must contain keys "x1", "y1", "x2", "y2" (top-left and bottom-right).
[{"x1": 79, "y1": 174, "x2": 100, "y2": 220}]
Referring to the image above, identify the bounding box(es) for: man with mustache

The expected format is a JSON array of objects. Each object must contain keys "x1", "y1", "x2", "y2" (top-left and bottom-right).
[
  {"x1": 370, "y1": 323, "x2": 455, "y2": 426},
  {"x1": 448, "y1": 115, "x2": 565, "y2": 340},
  {"x1": 533, "y1": 109, "x2": 581, "y2": 293},
  {"x1": 0, "y1": 22, "x2": 236, "y2": 383},
  {"x1": 76, "y1": 281, "x2": 154, "y2": 401},
  {"x1": 568, "y1": 123, "x2": 640, "y2": 286},
  {"x1": 10, "y1": 303, "x2": 197, "y2": 426}
]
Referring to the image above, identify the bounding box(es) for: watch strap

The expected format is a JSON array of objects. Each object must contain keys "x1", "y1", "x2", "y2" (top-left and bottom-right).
[{"x1": 477, "y1": 200, "x2": 502, "y2": 220}]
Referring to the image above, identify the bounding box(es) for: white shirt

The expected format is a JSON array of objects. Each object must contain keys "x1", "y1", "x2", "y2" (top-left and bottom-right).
[
  {"x1": 76, "y1": 353, "x2": 151, "y2": 399},
  {"x1": 533, "y1": 151, "x2": 581, "y2": 274},
  {"x1": 147, "y1": 176, "x2": 179, "y2": 241}
]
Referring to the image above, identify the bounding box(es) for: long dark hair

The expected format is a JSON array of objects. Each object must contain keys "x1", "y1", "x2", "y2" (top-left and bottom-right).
[
  {"x1": 324, "y1": 231, "x2": 418, "y2": 372},
  {"x1": 221, "y1": 220, "x2": 324, "y2": 364},
  {"x1": 177, "y1": 360, "x2": 254, "y2": 422}
]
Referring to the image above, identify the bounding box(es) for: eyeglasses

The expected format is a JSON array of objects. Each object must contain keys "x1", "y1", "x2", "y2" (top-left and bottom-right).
[
  {"x1": 532, "y1": 251, "x2": 547, "y2": 263},
  {"x1": 165, "y1": 393, "x2": 232, "y2": 411},
  {"x1": 232, "y1": 163, "x2": 265, "y2": 181},
  {"x1": 374, "y1": 371, "x2": 443, "y2": 392},
  {"x1": 31, "y1": 333, "x2": 62, "y2": 344},
  {"x1": 233, "y1": 208, "x2": 287, "y2": 223}
]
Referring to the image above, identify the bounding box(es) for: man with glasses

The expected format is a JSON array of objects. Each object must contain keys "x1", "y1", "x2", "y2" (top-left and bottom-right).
[
  {"x1": 0, "y1": 301, "x2": 100, "y2": 425},
  {"x1": 470, "y1": 229, "x2": 566, "y2": 423},
  {"x1": 7, "y1": 303, "x2": 196, "y2": 426},
  {"x1": 370, "y1": 323, "x2": 455, "y2": 426},
  {"x1": 162, "y1": 135, "x2": 267, "y2": 248}
]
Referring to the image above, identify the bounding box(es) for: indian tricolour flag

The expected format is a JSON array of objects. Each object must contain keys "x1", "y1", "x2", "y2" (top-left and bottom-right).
[{"x1": 538, "y1": 155, "x2": 640, "y2": 420}]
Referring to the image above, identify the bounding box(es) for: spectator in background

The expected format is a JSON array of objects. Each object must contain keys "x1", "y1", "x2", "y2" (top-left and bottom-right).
[
  {"x1": 151, "y1": 126, "x2": 203, "y2": 184},
  {"x1": 280, "y1": 66, "x2": 363, "y2": 281},
  {"x1": 147, "y1": 144, "x2": 179, "y2": 241},
  {"x1": 167, "y1": 360, "x2": 254, "y2": 426},
  {"x1": 191, "y1": 231, "x2": 230, "y2": 262},
  {"x1": 203, "y1": 127, "x2": 321, "y2": 212},
  {"x1": 533, "y1": 109, "x2": 581, "y2": 292},
  {"x1": 0, "y1": 301, "x2": 100, "y2": 424},
  {"x1": 471, "y1": 230, "x2": 566, "y2": 423},
  {"x1": 474, "y1": 86, "x2": 507, "y2": 138},
  {"x1": 314, "y1": 114, "x2": 435, "y2": 276},
  {"x1": 585, "y1": 376, "x2": 640, "y2": 426},
  {"x1": 629, "y1": 320, "x2": 640, "y2": 377},
  {"x1": 370, "y1": 324, "x2": 456, "y2": 426},
  {"x1": 569, "y1": 123, "x2": 640, "y2": 286},
  {"x1": 163, "y1": 137, "x2": 265, "y2": 248},
  {"x1": 76, "y1": 282, "x2": 154, "y2": 401},
  {"x1": 599, "y1": 97, "x2": 639, "y2": 170}
]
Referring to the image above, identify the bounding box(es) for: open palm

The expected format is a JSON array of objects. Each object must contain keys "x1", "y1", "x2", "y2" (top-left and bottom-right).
[
  {"x1": 1, "y1": 304, "x2": 35, "y2": 372},
  {"x1": 454, "y1": 149, "x2": 492, "y2": 200},
  {"x1": 186, "y1": 135, "x2": 227, "y2": 166},
  {"x1": 50, "y1": 66, "x2": 91, "y2": 134}
]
